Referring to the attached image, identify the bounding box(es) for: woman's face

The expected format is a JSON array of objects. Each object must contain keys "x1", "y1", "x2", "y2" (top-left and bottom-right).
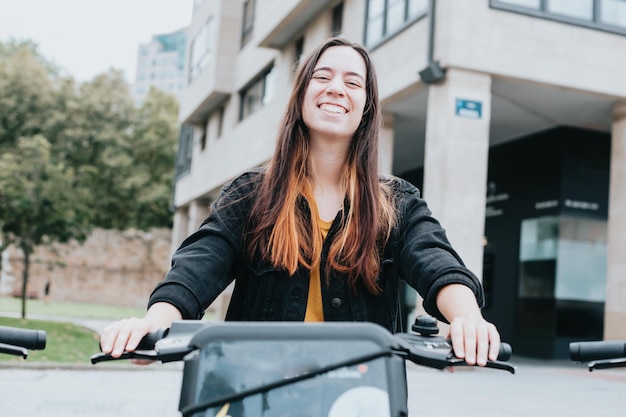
[{"x1": 302, "y1": 46, "x2": 367, "y2": 144}]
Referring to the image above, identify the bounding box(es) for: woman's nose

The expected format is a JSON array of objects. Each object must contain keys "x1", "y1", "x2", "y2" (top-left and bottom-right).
[{"x1": 326, "y1": 79, "x2": 345, "y2": 96}]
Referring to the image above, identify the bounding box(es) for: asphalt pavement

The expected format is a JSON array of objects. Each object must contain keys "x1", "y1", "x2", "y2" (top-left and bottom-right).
[{"x1": 1, "y1": 315, "x2": 624, "y2": 416}]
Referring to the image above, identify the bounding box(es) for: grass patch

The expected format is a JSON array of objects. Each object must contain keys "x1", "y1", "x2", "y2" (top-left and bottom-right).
[
  {"x1": 0, "y1": 296, "x2": 145, "y2": 364},
  {"x1": 0, "y1": 316, "x2": 99, "y2": 364},
  {"x1": 0, "y1": 296, "x2": 148, "y2": 320}
]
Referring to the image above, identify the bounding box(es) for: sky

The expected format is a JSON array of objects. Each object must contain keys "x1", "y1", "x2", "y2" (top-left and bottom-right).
[{"x1": 0, "y1": 0, "x2": 194, "y2": 83}]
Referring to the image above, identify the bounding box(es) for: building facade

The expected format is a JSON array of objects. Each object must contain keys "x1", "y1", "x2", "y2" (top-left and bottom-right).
[
  {"x1": 172, "y1": 0, "x2": 626, "y2": 358},
  {"x1": 133, "y1": 28, "x2": 188, "y2": 106}
]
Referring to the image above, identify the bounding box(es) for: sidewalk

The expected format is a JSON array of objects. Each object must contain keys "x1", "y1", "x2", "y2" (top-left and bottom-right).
[{"x1": 1, "y1": 311, "x2": 115, "y2": 333}]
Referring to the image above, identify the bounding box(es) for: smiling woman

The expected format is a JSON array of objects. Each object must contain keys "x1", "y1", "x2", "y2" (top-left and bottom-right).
[
  {"x1": 99, "y1": 39, "x2": 502, "y2": 398},
  {"x1": 302, "y1": 45, "x2": 368, "y2": 147}
]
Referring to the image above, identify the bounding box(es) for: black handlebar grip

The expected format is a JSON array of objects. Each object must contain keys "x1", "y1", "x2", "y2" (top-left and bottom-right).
[
  {"x1": 0, "y1": 325, "x2": 47, "y2": 350},
  {"x1": 570, "y1": 341, "x2": 626, "y2": 362},
  {"x1": 135, "y1": 327, "x2": 169, "y2": 350},
  {"x1": 498, "y1": 342, "x2": 512, "y2": 361}
]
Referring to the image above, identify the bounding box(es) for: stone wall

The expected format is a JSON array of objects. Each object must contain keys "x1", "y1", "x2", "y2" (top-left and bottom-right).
[{"x1": 2, "y1": 228, "x2": 172, "y2": 308}]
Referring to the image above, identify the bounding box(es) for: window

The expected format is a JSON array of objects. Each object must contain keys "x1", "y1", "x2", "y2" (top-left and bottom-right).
[
  {"x1": 332, "y1": 2, "x2": 344, "y2": 36},
  {"x1": 516, "y1": 215, "x2": 607, "y2": 339},
  {"x1": 239, "y1": 66, "x2": 275, "y2": 120},
  {"x1": 600, "y1": 0, "x2": 626, "y2": 28},
  {"x1": 548, "y1": 0, "x2": 593, "y2": 20},
  {"x1": 216, "y1": 106, "x2": 225, "y2": 139},
  {"x1": 294, "y1": 36, "x2": 304, "y2": 71},
  {"x1": 491, "y1": 0, "x2": 626, "y2": 33},
  {"x1": 189, "y1": 18, "x2": 212, "y2": 82},
  {"x1": 176, "y1": 124, "x2": 195, "y2": 179},
  {"x1": 241, "y1": 0, "x2": 256, "y2": 48},
  {"x1": 365, "y1": 0, "x2": 428, "y2": 47},
  {"x1": 199, "y1": 121, "x2": 208, "y2": 150}
]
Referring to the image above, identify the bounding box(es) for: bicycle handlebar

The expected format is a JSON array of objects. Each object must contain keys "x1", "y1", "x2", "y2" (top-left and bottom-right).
[
  {"x1": 0, "y1": 325, "x2": 47, "y2": 358},
  {"x1": 570, "y1": 341, "x2": 625, "y2": 362},
  {"x1": 91, "y1": 320, "x2": 515, "y2": 374},
  {"x1": 570, "y1": 340, "x2": 626, "y2": 371}
]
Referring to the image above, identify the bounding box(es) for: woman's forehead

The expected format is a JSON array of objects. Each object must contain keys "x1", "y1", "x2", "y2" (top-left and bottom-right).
[{"x1": 314, "y1": 46, "x2": 367, "y2": 79}]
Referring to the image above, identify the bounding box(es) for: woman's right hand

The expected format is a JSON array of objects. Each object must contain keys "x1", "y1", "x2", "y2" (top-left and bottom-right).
[
  {"x1": 99, "y1": 302, "x2": 183, "y2": 364},
  {"x1": 100, "y1": 317, "x2": 158, "y2": 360}
]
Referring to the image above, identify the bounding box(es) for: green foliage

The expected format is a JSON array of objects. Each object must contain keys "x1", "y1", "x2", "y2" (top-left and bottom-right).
[
  {"x1": 0, "y1": 40, "x2": 57, "y2": 151},
  {"x1": 0, "y1": 39, "x2": 179, "y2": 231},
  {"x1": 0, "y1": 135, "x2": 91, "y2": 250},
  {"x1": 129, "y1": 88, "x2": 179, "y2": 229},
  {"x1": 0, "y1": 39, "x2": 180, "y2": 319}
]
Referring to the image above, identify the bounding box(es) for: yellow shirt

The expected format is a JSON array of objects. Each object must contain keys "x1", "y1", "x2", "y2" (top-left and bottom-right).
[{"x1": 304, "y1": 217, "x2": 333, "y2": 322}]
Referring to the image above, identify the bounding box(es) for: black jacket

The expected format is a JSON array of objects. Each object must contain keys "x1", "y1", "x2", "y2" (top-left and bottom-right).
[{"x1": 148, "y1": 168, "x2": 484, "y2": 333}]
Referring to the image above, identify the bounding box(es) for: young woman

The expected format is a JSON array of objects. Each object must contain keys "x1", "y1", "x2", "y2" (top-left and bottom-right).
[{"x1": 100, "y1": 37, "x2": 500, "y2": 366}]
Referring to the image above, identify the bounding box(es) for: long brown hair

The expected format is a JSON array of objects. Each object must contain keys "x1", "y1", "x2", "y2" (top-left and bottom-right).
[{"x1": 244, "y1": 37, "x2": 396, "y2": 294}]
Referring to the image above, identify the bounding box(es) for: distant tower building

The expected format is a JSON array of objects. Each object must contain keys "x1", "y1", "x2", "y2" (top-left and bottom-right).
[{"x1": 133, "y1": 27, "x2": 187, "y2": 107}]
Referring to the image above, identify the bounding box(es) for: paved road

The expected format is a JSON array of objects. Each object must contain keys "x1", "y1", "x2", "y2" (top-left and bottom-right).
[{"x1": 1, "y1": 356, "x2": 624, "y2": 416}]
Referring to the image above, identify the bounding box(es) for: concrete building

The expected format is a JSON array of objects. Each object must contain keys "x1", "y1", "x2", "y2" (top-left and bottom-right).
[
  {"x1": 172, "y1": 0, "x2": 626, "y2": 358},
  {"x1": 133, "y1": 27, "x2": 187, "y2": 106}
]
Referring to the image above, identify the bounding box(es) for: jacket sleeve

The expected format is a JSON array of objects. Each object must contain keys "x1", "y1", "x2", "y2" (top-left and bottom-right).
[
  {"x1": 395, "y1": 179, "x2": 484, "y2": 323},
  {"x1": 147, "y1": 172, "x2": 257, "y2": 319}
]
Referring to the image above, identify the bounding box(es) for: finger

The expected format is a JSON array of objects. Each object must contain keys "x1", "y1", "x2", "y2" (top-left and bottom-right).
[
  {"x1": 448, "y1": 319, "x2": 465, "y2": 360},
  {"x1": 125, "y1": 321, "x2": 152, "y2": 352},
  {"x1": 110, "y1": 320, "x2": 135, "y2": 358},
  {"x1": 487, "y1": 323, "x2": 501, "y2": 362},
  {"x1": 100, "y1": 320, "x2": 127, "y2": 354},
  {"x1": 462, "y1": 319, "x2": 477, "y2": 366},
  {"x1": 475, "y1": 320, "x2": 490, "y2": 366}
]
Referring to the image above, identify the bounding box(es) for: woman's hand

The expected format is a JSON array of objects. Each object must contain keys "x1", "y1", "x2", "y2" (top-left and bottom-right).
[
  {"x1": 100, "y1": 317, "x2": 158, "y2": 361},
  {"x1": 99, "y1": 302, "x2": 182, "y2": 365},
  {"x1": 436, "y1": 284, "x2": 501, "y2": 366},
  {"x1": 448, "y1": 315, "x2": 500, "y2": 366}
]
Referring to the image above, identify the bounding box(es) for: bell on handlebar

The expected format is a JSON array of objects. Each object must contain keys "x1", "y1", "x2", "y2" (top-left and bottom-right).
[{"x1": 411, "y1": 316, "x2": 439, "y2": 336}]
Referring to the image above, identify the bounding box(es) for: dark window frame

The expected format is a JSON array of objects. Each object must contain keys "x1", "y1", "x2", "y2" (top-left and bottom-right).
[
  {"x1": 294, "y1": 36, "x2": 305, "y2": 72},
  {"x1": 175, "y1": 124, "x2": 195, "y2": 179},
  {"x1": 241, "y1": 0, "x2": 256, "y2": 48},
  {"x1": 188, "y1": 18, "x2": 212, "y2": 82},
  {"x1": 364, "y1": 0, "x2": 429, "y2": 48},
  {"x1": 332, "y1": 2, "x2": 344, "y2": 36},
  {"x1": 239, "y1": 65, "x2": 275, "y2": 121},
  {"x1": 490, "y1": 0, "x2": 626, "y2": 36},
  {"x1": 216, "y1": 106, "x2": 225, "y2": 139}
]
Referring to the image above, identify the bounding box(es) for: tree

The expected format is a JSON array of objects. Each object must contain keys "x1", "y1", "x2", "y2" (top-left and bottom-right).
[
  {"x1": 127, "y1": 87, "x2": 179, "y2": 229},
  {"x1": 0, "y1": 40, "x2": 68, "y2": 311},
  {"x1": 0, "y1": 40, "x2": 179, "y2": 314},
  {"x1": 49, "y1": 70, "x2": 139, "y2": 229},
  {"x1": 0, "y1": 135, "x2": 91, "y2": 318},
  {"x1": 0, "y1": 40, "x2": 58, "y2": 151}
]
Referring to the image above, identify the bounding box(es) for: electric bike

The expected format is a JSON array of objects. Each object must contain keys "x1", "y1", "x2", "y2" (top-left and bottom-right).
[{"x1": 92, "y1": 316, "x2": 514, "y2": 417}]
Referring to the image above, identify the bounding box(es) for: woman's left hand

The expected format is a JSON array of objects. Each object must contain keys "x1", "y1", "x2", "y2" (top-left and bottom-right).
[{"x1": 448, "y1": 315, "x2": 501, "y2": 366}]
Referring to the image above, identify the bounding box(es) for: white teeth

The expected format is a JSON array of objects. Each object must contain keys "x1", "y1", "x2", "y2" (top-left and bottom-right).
[{"x1": 320, "y1": 104, "x2": 346, "y2": 114}]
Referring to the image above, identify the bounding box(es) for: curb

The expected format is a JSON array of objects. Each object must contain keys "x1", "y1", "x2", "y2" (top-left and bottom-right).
[{"x1": 0, "y1": 360, "x2": 183, "y2": 371}]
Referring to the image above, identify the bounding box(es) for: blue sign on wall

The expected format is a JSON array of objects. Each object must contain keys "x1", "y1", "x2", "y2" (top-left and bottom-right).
[{"x1": 455, "y1": 99, "x2": 482, "y2": 119}]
